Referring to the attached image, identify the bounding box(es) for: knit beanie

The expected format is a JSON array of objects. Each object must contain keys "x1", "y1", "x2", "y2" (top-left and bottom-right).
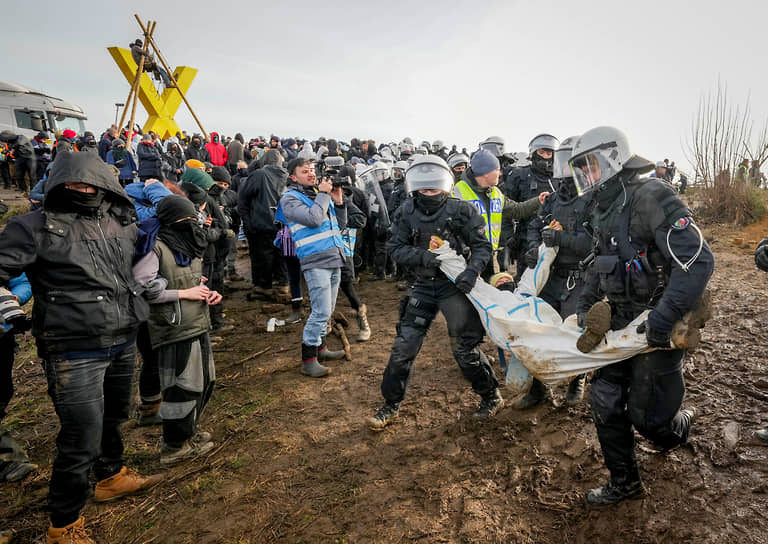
[
  {"x1": 471, "y1": 149, "x2": 500, "y2": 176},
  {"x1": 181, "y1": 167, "x2": 214, "y2": 190}
]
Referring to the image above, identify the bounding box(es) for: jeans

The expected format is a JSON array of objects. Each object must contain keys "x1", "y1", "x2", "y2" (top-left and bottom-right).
[
  {"x1": 42, "y1": 344, "x2": 136, "y2": 527},
  {"x1": 302, "y1": 267, "x2": 340, "y2": 347}
]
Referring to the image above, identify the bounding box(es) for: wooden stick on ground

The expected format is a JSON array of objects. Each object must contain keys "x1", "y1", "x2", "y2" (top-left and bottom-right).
[
  {"x1": 332, "y1": 322, "x2": 352, "y2": 361},
  {"x1": 236, "y1": 345, "x2": 272, "y2": 365}
]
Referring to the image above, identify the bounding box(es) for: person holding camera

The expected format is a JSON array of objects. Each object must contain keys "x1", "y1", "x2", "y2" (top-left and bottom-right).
[{"x1": 275, "y1": 158, "x2": 351, "y2": 378}]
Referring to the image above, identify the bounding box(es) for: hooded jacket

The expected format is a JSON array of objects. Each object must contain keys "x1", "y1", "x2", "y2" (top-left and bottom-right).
[
  {"x1": 162, "y1": 142, "x2": 186, "y2": 182},
  {"x1": 137, "y1": 140, "x2": 163, "y2": 178},
  {"x1": 204, "y1": 132, "x2": 228, "y2": 166},
  {"x1": 237, "y1": 159, "x2": 288, "y2": 234},
  {"x1": 185, "y1": 136, "x2": 210, "y2": 163},
  {"x1": 0, "y1": 152, "x2": 148, "y2": 355},
  {"x1": 226, "y1": 134, "x2": 245, "y2": 166}
]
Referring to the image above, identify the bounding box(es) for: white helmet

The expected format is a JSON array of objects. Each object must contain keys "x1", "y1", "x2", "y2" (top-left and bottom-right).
[
  {"x1": 414, "y1": 146, "x2": 428, "y2": 156},
  {"x1": 528, "y1": 133, "x2": 559, "y2": 155},
  {"x1": 569, "y1": 126, "x2": 652, "y2": 196},
  {"x1": 431, "y1": 139, "x2": 445, "y2": 153},
  {"x1": 392, "y1": 160, "x2": 408, "y2": 181},
  {"x1": 405, "y1": 155, "x2": 454, "y2": 193},
  {"x1": 552, "y1": 135, "x2": 579, "y2": 180},
  {"x1": 371, "y1": 161, "x2": 391, "y2": 182},
  {"x1": 479, "y1": 136, "x2": 505, "y2": 158},
  {"x1": 447, "y1": 152, "x2": 470, "y2": 169}
]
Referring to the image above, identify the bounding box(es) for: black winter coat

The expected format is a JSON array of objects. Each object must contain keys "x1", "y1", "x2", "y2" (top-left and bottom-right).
[
  {"x1": 237, "y1": 165, "x2": 288, "y2": 233},
  {"x1": 137, "y1": 141, "x2": 162, "y2": 178}
]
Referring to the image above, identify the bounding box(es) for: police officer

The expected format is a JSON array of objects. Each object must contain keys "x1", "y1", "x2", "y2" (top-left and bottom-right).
[
  {"x1": 367, "y1": 156, "x2": 503, "y2": 430},
  {"x1": 452, "y1": 149, "x2": 543, "y2": 280},
  {"x1": 369, "y1": 161, "x2": 395, "y2": 280},
  {"x1": 572, "y1": 126, "x2": 714, "y2": 505},
  {"x1": 502, "y1": 134, "x2": 559, "y2": 280},
  {"x1": 515, "y1": 136, "x2": 593, "y2": 409},
  {"x1": 753, "y1": 240, "x2": 768, "y2": 443},
  {"x1": 447, "y1": 152, "x2": 469, "y2": 182}
]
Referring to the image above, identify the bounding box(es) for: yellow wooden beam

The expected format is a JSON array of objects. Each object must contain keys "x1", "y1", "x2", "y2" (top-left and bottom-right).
[{"x1": 107, "y1": 46, "x2": 198, "y2": 139}]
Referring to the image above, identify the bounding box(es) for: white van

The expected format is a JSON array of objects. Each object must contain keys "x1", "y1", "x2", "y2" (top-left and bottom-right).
[{"x1": 0, "y1": 81, "x2": 87, "y2": 141}]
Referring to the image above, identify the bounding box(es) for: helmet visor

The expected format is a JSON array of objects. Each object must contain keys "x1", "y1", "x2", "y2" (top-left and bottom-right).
[
  {"x1": 569, "y1": 148, "x2": 621, "y2": 196},
  {"x1": 405, "y1": 161, "x2": 454, "y2": 193},
  {"x1": 552, "y1": 148, "x2": 573, "y2": 180},
  {"x1": 480, "y1": 142, "x2": 504, "y2": 157}
]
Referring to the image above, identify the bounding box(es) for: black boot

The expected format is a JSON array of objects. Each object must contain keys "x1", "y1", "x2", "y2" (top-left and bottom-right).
[
  {"x1": 367, "y1": 402, "x2": 400, "y2": 431},
  {"x1": 512, "y1": 378, "x2": 550, "y2": 409},
  {"x1": 565, "y1": 374, "x2": 586, "y2": 406},
  {"x1": 586, "y1": 472, "x2": 644, "y2": 506},
  {"x1": 473, "y1": 389, "x2": 505, "y2": 419}
]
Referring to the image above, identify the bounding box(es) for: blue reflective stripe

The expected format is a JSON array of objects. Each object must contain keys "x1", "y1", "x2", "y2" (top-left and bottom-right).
[
  {"x1": 276, "y1": 190, "x2": 345, "y2": 259},
  {"x1": 341, "y1": 228, "x2": 357, "y2": 257},
  {"x1": 485, "y1": 304, "x2": 498, "y2": 329},
  {"x1": 507, "y1": 303, "x2": 530, "y2": 315}
]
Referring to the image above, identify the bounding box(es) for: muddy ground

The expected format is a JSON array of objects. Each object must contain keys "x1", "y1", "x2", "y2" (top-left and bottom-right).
[{"x1": 1, "y1": 193, "x2": 767, "y2": 543}]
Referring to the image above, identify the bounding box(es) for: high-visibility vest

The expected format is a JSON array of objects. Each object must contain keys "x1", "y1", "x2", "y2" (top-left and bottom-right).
[
  {"x1": 341, "y1": 228, "x2": 357, "y2": 257},
  {"x1": 275, "y1": 190, "x2": 345, "y2": 260},
  {"x1": 452, "y1": 180, "x2": 503, "y2": 249}
]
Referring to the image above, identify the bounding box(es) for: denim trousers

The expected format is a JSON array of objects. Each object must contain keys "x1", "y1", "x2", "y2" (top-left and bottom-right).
[
  {"x1": 302, "y1": 267, "x2": 340, "y2": 347},
  {"x1": 42, "y1": 343, "x2": 136, "y2": 527}
]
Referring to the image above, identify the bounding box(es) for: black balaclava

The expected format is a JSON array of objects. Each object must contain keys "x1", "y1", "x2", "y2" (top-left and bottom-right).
[
  {"x1": 157, "y1": 195, "x2": 208, "y2": 259},
  {"x1": 594, "y1": 175, "x2": 625, "y2": 211},
  {"x1": 557, "y1": 176, "x2": 578, "y2": 200},
  {"x1": 531, "y1": 150, "x2": 554, "y2": 176},
  {"x1": 64, "y1": 186, "x2": 106, "y2": 213},
  {"x1": 191, "y1": 137, "x2": 202, "y2": 149},
  {"x1": 414, "y1": 192, "x2": 448, "y2": 214}
]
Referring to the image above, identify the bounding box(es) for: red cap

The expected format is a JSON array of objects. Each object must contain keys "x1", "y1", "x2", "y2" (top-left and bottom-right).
[{"x1": 62, "y1": 129, "x2": 76, "y2": 139}]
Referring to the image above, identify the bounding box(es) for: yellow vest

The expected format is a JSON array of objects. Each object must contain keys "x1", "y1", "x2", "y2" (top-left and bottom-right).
[{"x1": 452, "y1": 180, "x2": 503, "y2": 249}]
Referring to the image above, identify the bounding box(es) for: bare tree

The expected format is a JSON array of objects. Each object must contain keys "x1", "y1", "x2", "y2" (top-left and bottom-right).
[{"x1": 684, "y1": 78, "x2": 768, "y2": 224}]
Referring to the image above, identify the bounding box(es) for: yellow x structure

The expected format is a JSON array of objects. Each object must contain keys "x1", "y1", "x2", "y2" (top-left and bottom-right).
[{"x1": 108, "y1": 47, "x2": 198, "y2": 139}]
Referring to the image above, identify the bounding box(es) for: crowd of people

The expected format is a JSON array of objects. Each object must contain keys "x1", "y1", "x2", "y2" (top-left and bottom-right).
[{"x1": 0, "y1": 120, "x2": 757, "y2": 544}]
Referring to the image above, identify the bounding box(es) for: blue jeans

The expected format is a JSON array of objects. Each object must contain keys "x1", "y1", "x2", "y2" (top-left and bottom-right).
[
  {"x1": 302, "y1": 267, "x2": 340, "y2": 347},
  {"x1": 42, "y1": 344, "x2": 136, "y2": 527}
]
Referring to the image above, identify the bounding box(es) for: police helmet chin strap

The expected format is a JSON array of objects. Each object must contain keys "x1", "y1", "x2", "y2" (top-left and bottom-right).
[{"x1": 666, "y1": 222, "x2": 704, "y2": 272}]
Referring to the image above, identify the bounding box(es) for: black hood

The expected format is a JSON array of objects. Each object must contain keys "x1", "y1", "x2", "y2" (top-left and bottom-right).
[{"x1": 44, "y1": 152, "x2": 133, "y2": 214}]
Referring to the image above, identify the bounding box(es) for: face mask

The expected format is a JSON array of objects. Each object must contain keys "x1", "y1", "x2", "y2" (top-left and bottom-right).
[
  {"x1": 415, "y1": 192, "x2": 447, "y2": 214},
  {"x1": 65, "y1": 187, "x2": 105, "y2": 211},
  {"x1": 208, "y1": 184, "x2": 224, "y2": 198},
  {"x1": 594, "y1": 177, "x2": 624, "y2": 210},
  {"x1": 531, "y1": 152, "x2": 553, "y2": 176},
  {"x1": 238, "y1": 168, "x2": 248, "y2": 176}
]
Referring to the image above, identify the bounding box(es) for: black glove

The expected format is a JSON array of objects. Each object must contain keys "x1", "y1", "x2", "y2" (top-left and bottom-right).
[
  {"x1": 7, "y1": 315, "x2": 31, "y2": 334},
  {"x1": 525, "y1": 247, "x2": 539, "y2": 269},
  {"x1": 115, "y1": 158, "x2": 127, "y2": 168},
  {"x1": 421, "y1": 251, "x2": 440, "y2": 274},
  {"x1": 455, "y1": 268, "x2": 479, "y2": 294},
  {"x1": 755, "y1": 244, "x2": 768, "y2": 272},
  {"x1": 577, "y1": 312, "x2": 587, "y2": 329},
  {"x1": 636, "y1": 321, "x2": 670, "y2": 348},
  {"x1": 541, "y1": 228, "x2": 560, "y2": 247}
]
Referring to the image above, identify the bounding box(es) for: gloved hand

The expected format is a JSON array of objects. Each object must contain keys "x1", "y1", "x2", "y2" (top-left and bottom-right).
[
  {"x1": 577, "y1": 312, "x2": 587, "y2": 329},
  {"x1": 115, "y1": 159, "x2": 127, "y2": 168},
  {"x1": 421, "y1": 251, "x2": 440, "y2": 275},
  {"x1": 755, "y1": 244, "x2": 768, "y2": 271},
  {"x1": 541, "y1": 228, "x2": 560, "y2": 247},
  {"x1": 525, "y1": 247, "x2": 539, "y2": 269},
  {"x1": 455, "y1": 268, "x2": 479, "y2": 294},
  {"x1": 636, "y1": 321, "x2": 670, "y2": 348},
  {"x1": 7, "y1": 315, "x2": 31, "y2": 334}
]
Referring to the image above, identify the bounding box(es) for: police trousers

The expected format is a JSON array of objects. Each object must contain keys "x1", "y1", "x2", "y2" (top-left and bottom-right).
[
  {"x1": 381, "y1": 279, "x2": 498, "y2": 404},
  {"x1": 590, "y1": 348, "x2": 691, "y2": 481}
]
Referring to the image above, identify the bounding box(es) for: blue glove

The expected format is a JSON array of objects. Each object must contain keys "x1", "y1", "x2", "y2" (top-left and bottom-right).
[{"x1": 455, "y1": 268, "x2": 479, "y2": 294}]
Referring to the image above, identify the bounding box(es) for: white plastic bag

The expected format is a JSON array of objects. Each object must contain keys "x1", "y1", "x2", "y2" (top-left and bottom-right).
[{"x1": 432, "y1": 242, "x2": 652, "y2": 385}]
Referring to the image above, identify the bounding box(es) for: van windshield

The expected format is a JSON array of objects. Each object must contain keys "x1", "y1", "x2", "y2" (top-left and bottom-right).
[{"x1": 48, "y1": 113, "x2": 86, "y2": 135}]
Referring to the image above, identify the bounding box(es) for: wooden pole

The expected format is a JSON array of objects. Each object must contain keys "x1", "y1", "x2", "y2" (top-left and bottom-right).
[
  {"x1": 117, "y1": 74, "x2": 136, "y2": 132},
  {"x1": 134, "y1": 14, "x2": 208, "y2": 140},
  {"x1": 125, "y1": 21, "x2": 155, "y2": 145}
]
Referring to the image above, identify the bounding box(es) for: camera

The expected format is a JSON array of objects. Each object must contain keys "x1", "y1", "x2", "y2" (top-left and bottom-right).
[{"x1": 320, "y1": 156, "x2": 351, "y2": 188}]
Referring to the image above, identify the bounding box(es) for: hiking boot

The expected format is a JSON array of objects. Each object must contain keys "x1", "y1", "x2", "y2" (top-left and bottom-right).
[
  {"x1": 756, "y1": 427, "x2": 768, "y2": 443},
  {"x1": 227, "y1": 269, "x2": 245, "y2": 282},
  {"x1": 160, "y1": 435, "x2": 215, "y2": 465},
  {"x1": 47, "y1": 517, "x2": 95, "y2": 544},
  {"x1": 93, "y1": 466, "x2": 164, "y2": 502},
  {"x1": 0, "y1": 460, "x2": 37, "y2": 482},
  {"x1": 577, "y1": 301, "x2": 612, "y2": 353},
  {"x1": 356, "y1": 304, "x2": 371, "y2": 342},
  {"x1": 213, "y1": 323, "x2": 235, "y2": 334},
  {"x1": 512, "y1": 378, "x2": 551, "y2": 409},
  {"x1": 300, "y1": 343, "x2": 330, "y2": 378},
  {"x1": 247, "y1": 286, "x2": 273, "y2": 301},
  {"x1": 318, "y1": 345, "x2": 345, "y2": 361},
  {"x1": 670, "y1": 289, "x2": 712, "y2": 351},
  {"x1": 586, "y1": 478, "x2": 644, "y2": 506},
  {"x1": 273, "y1": 285, "x2": 291, "y2": 304},
  {"x1": 368, "y1": 402, "x2": 400, "y2": 431},
  {"x1": 137, "y1": 402, "x2": 162, "y2": 427},
  {"x1": 473, "y1": 389, "x2": 505, "y2": 419},
  {"x1": 565, "y1": 374, "x2": 586, "y2": 406}
]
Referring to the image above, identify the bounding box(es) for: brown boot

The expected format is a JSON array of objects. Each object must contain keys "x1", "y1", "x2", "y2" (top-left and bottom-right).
[
  {"x1": 670, "y1": 289, "x2": 712, "y2": 351},
  {"x1": 46, "y1": 517, "x2": 95, "y2": 544},
  {"x1": 93, "y1": 466, "x2": 164, "y2": 503},
  {"x1": 273, "y1": 285, "x2": 291, "y2": 304},
  {"x1": 577, "y1": 301, "x2": 612, "y2": 353}
]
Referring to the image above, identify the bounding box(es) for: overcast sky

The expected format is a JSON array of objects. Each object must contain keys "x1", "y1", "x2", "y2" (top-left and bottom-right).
[{"x1": 3, "y1": 0, "x2": 765, "y2": 173}]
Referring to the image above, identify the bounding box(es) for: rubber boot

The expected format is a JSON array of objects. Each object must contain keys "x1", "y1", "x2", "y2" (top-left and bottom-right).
[
  {"x1": 356, "y1": 304, "x2": 371, "y2": 342},
  {"x1": 577, "y1": 301, "x2": 612, "y2": 353},
  {"x1": 300, "y1": 344, "x2": 330, "y2": 378},
  {"x1": 565, "y1": 374, "x2": 586, "y2": 406},
  {"x1": 318, "y1": 338, "x2": 345, "y2": 361},
  {"x1": 512, "y1": 377, "x2": 550, "y2": 409}
]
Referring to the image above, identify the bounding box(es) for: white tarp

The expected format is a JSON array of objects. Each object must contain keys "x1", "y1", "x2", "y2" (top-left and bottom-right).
[{"x1": 431, "y1": 242, "x2": 653, "y2": 385}]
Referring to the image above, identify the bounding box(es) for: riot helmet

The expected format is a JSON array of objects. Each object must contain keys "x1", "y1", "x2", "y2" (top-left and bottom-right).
[
  {"x1": 414, "y1": 146, "x2": 428, "y2": 156},
  {"x1": 421, "y1": 140, "x2": 431, "y2": 150},
  {"x1": 371, "y1": 161, "x2": 391, "y2": 182},
  {"x1": 552, "y1": 136, "x2": 579, "y2": 181},
  {"x1": 479, "y1": 136, "x2": 505, "y2": 158},
  {"x1": 432, "y1": 140, "x2": 445, "y2": 154},
  {"x1": 392, "y1": 160, "x2": 408, "y2": 182},
  {"x1": 569, "y1": 126, "x2": 641, "y2": 196},
  {"x1": 405, "y1": 155, "x2": 454, "y2": 194},
  {"x1": 529, "y1": 133, "x2": 558, "y2": 175},
  {"x1": 447, "y1": 152, "x2": 470, "y2": 180}
]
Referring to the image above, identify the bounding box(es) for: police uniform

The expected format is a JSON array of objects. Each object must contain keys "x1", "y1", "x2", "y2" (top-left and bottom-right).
[
  {"x1": 578, "y1": 175, "x2": 714, "y2": 487},
  {"x1": 380, "y1": 196, "x2": 499, "y2": 405}
]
